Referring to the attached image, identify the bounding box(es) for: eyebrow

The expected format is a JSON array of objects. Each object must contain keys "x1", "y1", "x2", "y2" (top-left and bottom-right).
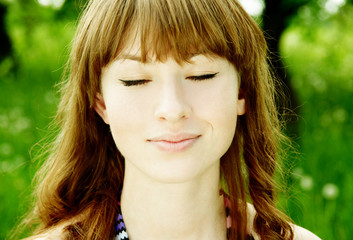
[
  {"x1": 119, "y1": 54, "x2": 144, "y2": 62},
  {"x1": 118, "y1": 53, "x2": 204, "y2": 63}
]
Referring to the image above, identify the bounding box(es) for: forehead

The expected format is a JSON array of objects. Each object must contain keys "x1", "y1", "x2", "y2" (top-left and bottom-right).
[
  {"x1": 114, "y1": 31, "x2": 219, "y2": 65},
  {"x1": 109, "y1": 12, "x2": 231, "y2": 64}
]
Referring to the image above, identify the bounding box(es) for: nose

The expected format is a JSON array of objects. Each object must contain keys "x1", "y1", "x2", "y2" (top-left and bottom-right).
[{"x1": 154, "y1": 80, "x2": 191, "y2": 122}]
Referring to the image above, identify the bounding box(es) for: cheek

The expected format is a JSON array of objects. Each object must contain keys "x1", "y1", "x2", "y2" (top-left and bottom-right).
[
  {"x1": 189, "y1": 81, "x2": 239, "y2": 126},
  {"x1": 210, "y1": 102, "x2": 238, "y2": 159},
  {"x1": 103, "y1": 93, "x2": 147, "y2": 151},
  {"x1": 187, "y1": 81, "x2": 239, "y2": 156},
  {"x1": 209, "y1": 83, "x2": 239, "y2": 138},
  {"x1": 104, "y1": 88, "x2": 148, "y2": 124},
  {"x1": 209, "y1": 99, "x2": 238, "y2": 146}
]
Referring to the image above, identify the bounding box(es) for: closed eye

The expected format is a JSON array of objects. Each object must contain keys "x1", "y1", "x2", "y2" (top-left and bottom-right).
[
  {"x1": 119, "y1": 73, "x2": 218, "y2": 86},
  {"x1": 186, "y1": 73, "x2": 219, "y2": 81},
  {"x1": 119, "y1": 79, "x2": 151, "y2": 87}
]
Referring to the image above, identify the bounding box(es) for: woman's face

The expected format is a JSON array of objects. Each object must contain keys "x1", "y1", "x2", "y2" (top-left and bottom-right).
[{"x1": 95, "y1": 46, "x2": 245, "y2": 184}]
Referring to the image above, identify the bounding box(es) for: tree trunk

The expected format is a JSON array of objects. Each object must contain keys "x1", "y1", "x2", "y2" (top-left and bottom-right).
[
  {"x1": 262, "y1": 0, "x2": 303, "y2": 138},
  {"x1": 0, "y1": 3, "x2": 11, "y2": 62}
]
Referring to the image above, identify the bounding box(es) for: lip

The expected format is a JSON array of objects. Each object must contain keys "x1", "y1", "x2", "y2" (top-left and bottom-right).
[{"x1": 147, "y1": 133, "x2": 201, "y2": 152}]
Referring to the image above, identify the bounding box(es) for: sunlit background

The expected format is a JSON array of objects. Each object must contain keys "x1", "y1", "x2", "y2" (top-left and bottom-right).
[{"x1": 1, "y1": 0, "x2": 352, "y2": 239}]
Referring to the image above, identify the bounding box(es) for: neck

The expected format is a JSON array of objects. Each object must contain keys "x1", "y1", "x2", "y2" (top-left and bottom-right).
[{"x1": 121, "y1": 163, "x2": 227, "y2": 240}]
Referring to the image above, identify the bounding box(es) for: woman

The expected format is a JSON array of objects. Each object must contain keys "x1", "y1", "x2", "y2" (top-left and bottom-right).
[{"x1": 22, "y1": 0, "x2": 320, "y2": 239}]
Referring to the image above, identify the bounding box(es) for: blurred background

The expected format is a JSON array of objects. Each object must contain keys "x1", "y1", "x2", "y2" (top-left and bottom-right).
[{"x1": 0, "y1": 0, "x2": 352, "y2": 239}]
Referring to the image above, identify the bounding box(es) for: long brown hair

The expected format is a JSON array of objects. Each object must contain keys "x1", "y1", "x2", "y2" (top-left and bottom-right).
[{"x1": 21, "y1": 0, "x2": 294, "y2": 239}]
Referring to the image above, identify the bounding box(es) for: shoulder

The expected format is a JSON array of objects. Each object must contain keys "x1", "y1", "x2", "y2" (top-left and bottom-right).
[
  {"x1": 292, "y1": 224, "x2": 321, "y2": 240},
  {"x1": 26, "y1": 221, "x2": 69, "y2": 240},
  {"x1": 27, "y1": 211, "x2": 88, "y2": 240},
  {"x1": 246, "y1": 203, "x2": 321, "y2": 240}
]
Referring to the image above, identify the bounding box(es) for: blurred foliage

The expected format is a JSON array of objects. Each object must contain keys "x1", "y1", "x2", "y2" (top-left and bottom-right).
[
  {"x1": 0, "y1": 0, "x2": 352, "y2": 239},
  {"x1": 280, "y1": 3, "x2": 353, "y2": 239},
  {"x1": 0, "y1": 1, "x2": 80, "y2": 238}
]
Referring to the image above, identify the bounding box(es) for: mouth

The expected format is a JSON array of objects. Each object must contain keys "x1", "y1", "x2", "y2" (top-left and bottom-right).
[{"x1": 147, "y1": 134, "x2": 201, "y2": 152}]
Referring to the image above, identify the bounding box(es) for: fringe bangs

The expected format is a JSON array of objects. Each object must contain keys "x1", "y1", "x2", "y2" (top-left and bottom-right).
[{"x1": 112, "y1": 0, "x2": 241, "y2": 64}]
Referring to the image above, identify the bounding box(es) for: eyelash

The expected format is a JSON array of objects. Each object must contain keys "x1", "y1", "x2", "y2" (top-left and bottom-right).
[
  {"x1": 119, "y1": 73, "x2": 218, "y2": 87},
  {"x1": 119, "y1": 79, "x2": 150, "y2": 87},
  {"x1": 186, "y1": 73, "x2": 218, "y2": 81}
]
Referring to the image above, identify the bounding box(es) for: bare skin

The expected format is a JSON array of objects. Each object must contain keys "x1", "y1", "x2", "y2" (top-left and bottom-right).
[
  {"x1": 120, "y1": 161, "x2": 227, "y2": 240},
  {"x1": 32, "y1": 202, "x2": 321, "y2": 240}
]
